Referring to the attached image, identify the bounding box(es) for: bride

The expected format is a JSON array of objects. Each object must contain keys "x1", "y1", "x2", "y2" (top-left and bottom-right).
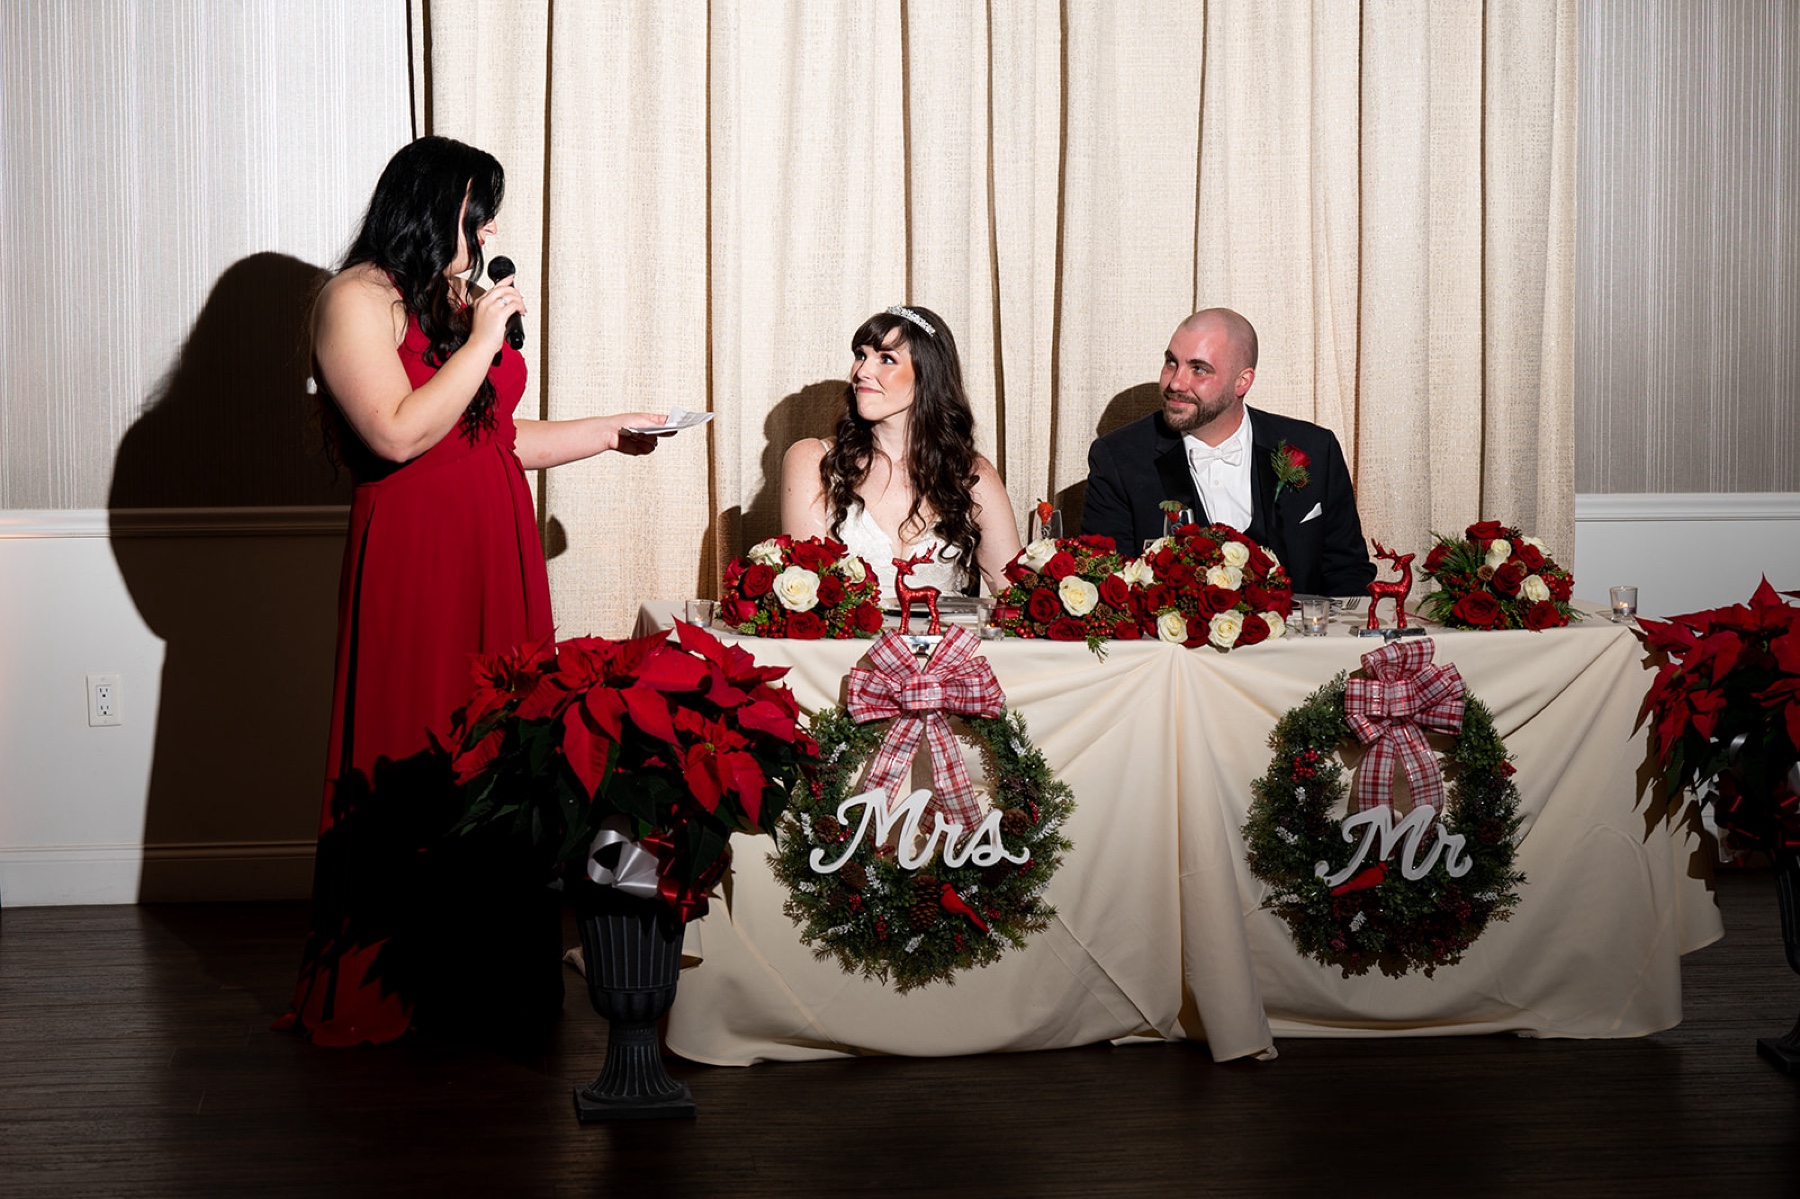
[{"x1": 780, "y1": 304, "x2": 1021, "y2": 600}]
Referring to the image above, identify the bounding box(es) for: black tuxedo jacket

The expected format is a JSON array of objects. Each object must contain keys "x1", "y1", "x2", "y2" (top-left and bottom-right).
[{"x1": 1081, "y1": 406, "x2": 1376, "y2": 596}]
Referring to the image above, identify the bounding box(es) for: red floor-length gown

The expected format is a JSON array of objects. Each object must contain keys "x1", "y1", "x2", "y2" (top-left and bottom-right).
[{"x1": 279, "y1": 313, "x2": 552, "y2": 1046}]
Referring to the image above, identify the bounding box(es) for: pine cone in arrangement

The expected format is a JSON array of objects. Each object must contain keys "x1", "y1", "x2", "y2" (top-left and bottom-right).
[
  {"x1": 981, "y1": 862, "x2": 1013, "y2": 890},
  {"x1": 1000, "y1": 807, "x2": 1030, "y2": 835},
  {"x1": 840, "y1": 861, "x2": 869, "y2": 891},
  {"x1": 815, "y1": 815, "x2": 842, "y2": 841},
  {"x1": 910, "y1": 874, "x2": 942, "y2": 929}
]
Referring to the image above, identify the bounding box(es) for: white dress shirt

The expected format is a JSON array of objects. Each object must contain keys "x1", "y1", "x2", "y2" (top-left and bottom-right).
[{"x1": 1185, "y1": 410, "x2": 1254, "y2": 532}]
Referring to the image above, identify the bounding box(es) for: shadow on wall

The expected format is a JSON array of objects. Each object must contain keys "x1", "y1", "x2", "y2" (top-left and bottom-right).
[
  {"x1": 709, "y1": 379, "x2": 848, "y2": 581},
  {"x1": 1054, "y1": 381, "x2": 1163, "y2": 535},
  {"x1": 108, "y1": 252, "x2": 350, "y2": 902}
]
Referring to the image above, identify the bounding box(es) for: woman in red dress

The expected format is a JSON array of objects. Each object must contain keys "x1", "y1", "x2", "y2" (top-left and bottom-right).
[{"x1": 279, "y1": 136, "x2": 662, "y2": 1046}]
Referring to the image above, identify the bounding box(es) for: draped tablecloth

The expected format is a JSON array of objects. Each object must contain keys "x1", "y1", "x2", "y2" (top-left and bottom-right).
[{"x1": 634, "y1": 602, "x2": 1721, "y2": 1064}]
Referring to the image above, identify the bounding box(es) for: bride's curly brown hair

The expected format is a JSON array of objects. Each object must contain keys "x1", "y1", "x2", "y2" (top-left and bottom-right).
[{"x1": 820, "y1": 307, "x2": 982, "y2": 586}]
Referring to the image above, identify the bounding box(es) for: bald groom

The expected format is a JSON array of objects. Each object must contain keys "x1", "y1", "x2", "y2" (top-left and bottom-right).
[{"x1": 1080, "y1": 308, "x2": 1376, "y2": 596}]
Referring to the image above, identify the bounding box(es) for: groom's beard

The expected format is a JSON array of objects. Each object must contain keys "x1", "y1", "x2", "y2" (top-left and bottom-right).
[{"x1": 1162, "y1": 388, "x2": 1233, "y2": 433}]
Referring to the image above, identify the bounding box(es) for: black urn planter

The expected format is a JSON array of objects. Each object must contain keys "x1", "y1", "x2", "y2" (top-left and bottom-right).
[
  {"x1": 570, "y1": 881, "x2": 695, "y2": 1121},
  {"x1": 1757, "y1": 854, "x2": 1800, "y2": 1074}
]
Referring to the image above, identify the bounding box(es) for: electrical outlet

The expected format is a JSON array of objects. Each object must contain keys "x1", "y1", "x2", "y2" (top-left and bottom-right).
[{"x1": 86, "y1": 673, "x2": 122, "y2": 727}]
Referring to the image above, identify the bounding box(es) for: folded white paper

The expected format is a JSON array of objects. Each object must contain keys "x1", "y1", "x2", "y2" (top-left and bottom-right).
[{"x1": 625, "y1": 407, "x2": 714, "y2": 436}]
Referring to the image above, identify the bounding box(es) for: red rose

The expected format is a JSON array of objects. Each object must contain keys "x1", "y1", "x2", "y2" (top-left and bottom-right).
[
  {"x1": 723, "y1": 598, "x2": 760, "y2": 626},
  {"x1": 741, "y1": 563, "x2": 775, "y2": 598},
  {"x1": 1423, "y1": 544, "x2": 1452, "y2": 575},
  {"x1": 789, "y1": 540, "x2": 826, "y2": 571},
  {"x1": 1266, "y1": 586, "x2": 1293, "y2": 614},
  {"x1": 786, "y1": 610, "x2": 825, "y2": 639},
  {"x1": 1452, "y1": 591, "x2": 1502, "y2": 628},
  {"x1": 1005, "y1": 558, "x2": 1032, "y2": 585},
  {"x1": 1201, "y1": 585, "x2": 1239, "y2": 616},
  {"x1": 1493, "y1": 561, "x2": 1526, "y2": 597},
  {"x1": 1027, "y1": 588, "x2": 1062, "y2": 623},
  {"x1": 1113, "y1": 620, "x2": 1141, "y2": 640},
  {"x1": 1145, "y1": 583, "x2": 1176, "y2": 612},
  {"x1": 1524, "y1": 600, "x2": 1564, "y2": 630},
  {"x1": 1043, "y1": 551, "x2": 1078, "y2": 581},
  {"x1": 1244, "y1": 583, "x2": 1274, "y2": 611},
  {"x1": 1164, "y1": 561, "x2": 1195, "y2": 588},
  {"x1": 1246, "y1": 546, "x2": 1273, "y2": 574},
  {"x1": 1184, "y1": 615, "x2": 1208, "y2": 646},
  {"x1": 1100, "y1": 574, "x2": 1132, "y2": 609},
  {"x1": 1236, "y1": 613, "x2": 1269, "y2": 646},
  {"x1": 1467, "y1": 520, "x2": 1508, "y2": 542},
  {"x1": 1549, "y1": 573, "x2": 1573, "y2": 602},
  {"x1": 1515, "y1": 542, "x2": 1546, "y2": 572},
  {"x1": 1046, "y1": 617, "x2": 1086, "y2": 641},
  {"x1": 1077, "y1": 535, "x2": 1116, "y2": 553},
  {"x1": 816, "y1": 574, "x2": 846, "y2": 606},
  {"x1": 1281, "y1": 444, "x2": 1312, "y2": 471},
  {"x1": 724, "y1": 558, "x2": 746, "y2": 588},
  {"x1": 853, "y1": 602, "x2": 884, "y2": 633}
]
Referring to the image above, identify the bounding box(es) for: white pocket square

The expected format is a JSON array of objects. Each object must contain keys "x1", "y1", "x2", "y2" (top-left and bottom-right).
[{"x1": 1301, "y1": 502, "x2": 1323, "y2": 523}]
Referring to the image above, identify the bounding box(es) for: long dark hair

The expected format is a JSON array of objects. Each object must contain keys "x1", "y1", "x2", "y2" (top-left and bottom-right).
[
  {"x1": 337, "y1": 135, "x2": 506, "y2": 440},
  {"x1": 820, "y1": 306, "x2": 982, "y2": 580}
]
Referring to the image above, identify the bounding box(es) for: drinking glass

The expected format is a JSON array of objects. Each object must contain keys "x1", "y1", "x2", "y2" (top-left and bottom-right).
[
  {"x1": 1030, "y1": 508, "x2": 1063, "y2": 542},
  {"x1": 1163, "y1": 508, "x2": 1196, "y2": 537},
  {"x1": 684, "y1": 599, "x2": 716, "y2": 627},
  {"x1": 1299, "y1": 594, "x2": 1331, "y2": 636},
  {"x1": 1609, "y1": 586, "x2": 1638, "y2": 623}
]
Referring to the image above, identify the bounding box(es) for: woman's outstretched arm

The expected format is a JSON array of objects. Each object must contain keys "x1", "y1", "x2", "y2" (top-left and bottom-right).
[{"x1": 513, "y1": 414, "x2": 663, "y2": 470}]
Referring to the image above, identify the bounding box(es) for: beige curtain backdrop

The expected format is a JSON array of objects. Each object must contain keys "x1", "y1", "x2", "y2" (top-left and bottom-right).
[{"x1": 413, "y1": 0, "x2": 1577, "y2": 638}]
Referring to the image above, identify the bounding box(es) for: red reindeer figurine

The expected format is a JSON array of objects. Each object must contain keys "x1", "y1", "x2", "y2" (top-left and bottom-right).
[
  {"x1": 1366, "y1": 540, "x2": 1416, "y2": 630},
  {"x1": 892, "y1": 550, "x2": 943, "y2": 635}
]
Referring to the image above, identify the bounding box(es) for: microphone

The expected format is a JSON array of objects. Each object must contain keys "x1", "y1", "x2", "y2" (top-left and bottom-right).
[{"x1": 487, "y1": 256, "x2": 525, "y2": 351}]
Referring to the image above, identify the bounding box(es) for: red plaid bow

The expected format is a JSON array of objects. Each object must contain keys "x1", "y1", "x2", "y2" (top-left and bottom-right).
[
  {"x1": 846, "y1": 626, "x2": 1004, "y2": 829},
  {"x1": 1344, "y1": 638, "x2": 1464, "y2": 812}
]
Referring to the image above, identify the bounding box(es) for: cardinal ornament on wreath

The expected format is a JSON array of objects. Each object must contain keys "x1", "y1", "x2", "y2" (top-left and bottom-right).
[
  {"x1": 770, "y1": 627, "x2": 1075, "y2": 991},
  {"x1": 1242, "y1": 638, "x2": 1526, "y2": 977}
]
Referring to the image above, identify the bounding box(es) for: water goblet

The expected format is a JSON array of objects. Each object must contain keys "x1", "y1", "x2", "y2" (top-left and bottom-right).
[{"x1": 1163, "y1": 508, "x2": 1196, "y2": 538}]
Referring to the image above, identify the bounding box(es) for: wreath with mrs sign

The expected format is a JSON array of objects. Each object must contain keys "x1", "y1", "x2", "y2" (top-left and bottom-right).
[
  {"x1": 1242, "y1": 638, "x2": 1526, "y2": 977},
  {"x1": 771, "y1": 628, "x2": 1075, "y2": 991}
]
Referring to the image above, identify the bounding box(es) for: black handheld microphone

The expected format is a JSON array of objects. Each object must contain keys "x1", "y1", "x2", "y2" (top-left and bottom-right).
[{"x1": 487, "y1": 256, "x2": 526, "y2": 351}]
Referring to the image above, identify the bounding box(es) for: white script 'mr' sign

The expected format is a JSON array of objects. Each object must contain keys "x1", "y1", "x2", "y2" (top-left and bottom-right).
[
  {"x1": 1315, "y1": 804, "x2": 1473, "y2": 889},
  {"x1": 810, "y1": 789, "x2": 1031, "y2": 874}
]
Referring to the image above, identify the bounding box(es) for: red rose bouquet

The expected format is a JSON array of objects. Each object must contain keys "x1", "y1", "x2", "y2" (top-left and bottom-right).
[
  {"x1": 1418, "y1": 520, "x2": 1579, "y2": 631},
  {"x1": 1138, "y1": 522, "x2": 1294, "y2": 649},
  {"x1": 996, "y1": 534, "x2": 1140, "y2": 655},
  {"x1": 1637, "y1": 578, "x2": 1800, "y2": 857},
  {"x1": 720, "y1": 534, "x2": 883, "y2": 639},
  {"x1": 445, "y1": 624, "x2": 819, "y2": 921}
]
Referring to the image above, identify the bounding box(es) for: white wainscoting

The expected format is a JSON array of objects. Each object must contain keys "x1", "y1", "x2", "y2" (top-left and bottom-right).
[
  {"x1": 0, "y1": 509, "x2": 345, "y2": 907},
  {"x1": 1572, "y1": 493, "x2": 1800, "y2": 618}
]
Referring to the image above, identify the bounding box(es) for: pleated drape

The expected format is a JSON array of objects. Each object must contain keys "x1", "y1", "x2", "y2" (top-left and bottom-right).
[{"x1": 413, "y1": 0, "x2": 1576, "y2": 638}]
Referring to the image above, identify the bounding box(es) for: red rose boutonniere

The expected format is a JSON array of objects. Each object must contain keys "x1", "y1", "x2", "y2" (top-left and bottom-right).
[{"x1": 1272, "y1": 441, "x2": 1311, "y2": 501}]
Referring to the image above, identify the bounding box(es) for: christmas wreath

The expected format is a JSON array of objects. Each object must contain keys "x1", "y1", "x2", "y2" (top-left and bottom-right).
[
  {"x1": 770, "y1": 700, "x2": 1075, "y2": 993},
  {"x1": 1242, "y1": 639, "x2": 1525, "y2": 977}
]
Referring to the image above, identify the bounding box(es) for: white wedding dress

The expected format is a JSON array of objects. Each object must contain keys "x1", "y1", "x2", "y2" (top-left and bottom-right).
[{"x1": 839, "y1": 504, "x2": 971, "y2": 605}]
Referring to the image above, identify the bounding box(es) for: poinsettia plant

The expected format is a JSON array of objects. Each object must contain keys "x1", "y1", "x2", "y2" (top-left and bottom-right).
[
  {"x1": 721, "y1": 534, "x2": 883, "y2": 639},
  {"x1": 445, "y1": 624, "x2": 819, "y2": 920},
  {"x1": 995, "y1": 535, "x2": 1141, "y2": 655},
  {"x1": 1138, "y1": 522, "x2": 1294, "y2": 650},
  {"x1": 1418, "y1": 520, "x2": 1579, "y2": 631},
  {"x1": 1637, "y1": 578, "x2": 1800, "y2": 857}
]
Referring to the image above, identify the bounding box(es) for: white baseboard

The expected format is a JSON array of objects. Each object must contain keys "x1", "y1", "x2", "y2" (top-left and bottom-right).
[
  {"x1": 0, "y1": 840, "x2": 316, "y2": 907},
  {"x1": 0, "y1": 843, "x2": 145, "y2": 907},
  {"x1": 1574, "y1": 492, "x2": 1800, "y2": 618}
]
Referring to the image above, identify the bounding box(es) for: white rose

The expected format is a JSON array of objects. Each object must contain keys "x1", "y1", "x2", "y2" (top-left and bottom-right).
[
  {"x1": 1484, "y1": 539, "x2": 1513, "y2": 570},
  {"x1": 1219, "y1": 541, "x2": 1250, "y2": 569},
  {"x1": 1265, "y1": 546, "x2": 1281, "y2": 567},
  {"x1": 1206, "y1": 563, "x2": 1245, "y2": 590},
  {"x1": 1058, "y1": 575, "x2": 1099, "y2": 616},
  {"x1": 1021, "y1": 538, "x2": 1058, "y2": 571},
  {"x1": 772, "y1": 565, "x2": 821, "y2": 611},
  {"x1": 1260, "y1": 611, "x2": 1287, "y2": 640},
  {"x1": 1156, "y1": 611, "x2": 1189, "y2": 643},
  {"x1": 1521, "y1": 574, "x2": 1551, "y2": 603},
  {"x1": 1521, "y1": 535, "x2": 1549, "y2": 555},
  {"x1": 836, "y1": 555, "x2": 867, "y2": 584},
  {"x1": 748, "y1": 539, "x2": 784, "y2": 566},
  {"x1": 1144, "y1": 535, "x2": 1172, "y2": 556},
  {"x1": 1208, "y1": 609, "x2": 1245, "y2": 649},
  {"x1": 1118, "y1": 558, "x2": 1155, "y2": 587}
]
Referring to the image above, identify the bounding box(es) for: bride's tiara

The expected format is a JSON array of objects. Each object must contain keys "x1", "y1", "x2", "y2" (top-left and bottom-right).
[{"x1": 886, "y1": 305, "x2": 937, "y2": 337}]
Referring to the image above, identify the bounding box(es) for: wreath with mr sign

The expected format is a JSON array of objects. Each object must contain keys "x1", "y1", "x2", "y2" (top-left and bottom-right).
[
  {"x1": 1242, "y1": 638, "x2": 1525, "y2": 977},
  {"x1": 771, "y1": 628, "x2": 1075, "y2": 991}
]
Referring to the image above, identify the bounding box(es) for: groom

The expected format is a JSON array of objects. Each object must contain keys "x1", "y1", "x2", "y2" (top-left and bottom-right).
[{"x1": 1080, "y1": 308, "x2": 1376, "y2": 597}]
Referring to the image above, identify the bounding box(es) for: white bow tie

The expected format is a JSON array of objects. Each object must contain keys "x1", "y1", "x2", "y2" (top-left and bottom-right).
[{"x1": 1189, "y1": 440, "x2": 1243, "y2": 469}]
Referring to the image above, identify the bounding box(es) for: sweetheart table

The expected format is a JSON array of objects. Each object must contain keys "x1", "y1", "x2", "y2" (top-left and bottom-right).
[{"x1": 634, "y1": 601, "x2": 1721, "y2": 1064}]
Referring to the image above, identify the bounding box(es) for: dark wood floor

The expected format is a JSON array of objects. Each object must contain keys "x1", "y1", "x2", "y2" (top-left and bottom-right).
[{"x1": 2, "y1": 871, "x2": 1798, "y2": 1199}]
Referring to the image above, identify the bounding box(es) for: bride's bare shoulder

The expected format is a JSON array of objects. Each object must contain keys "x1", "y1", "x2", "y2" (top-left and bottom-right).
[{"x1": 782, "y1": 437, "x2": 831, "y2": 472}]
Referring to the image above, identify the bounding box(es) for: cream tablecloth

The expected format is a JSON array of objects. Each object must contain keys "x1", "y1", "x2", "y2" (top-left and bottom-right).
[{"x1": 634, "y1": 602, "x2": 1721, "y2": 1064}]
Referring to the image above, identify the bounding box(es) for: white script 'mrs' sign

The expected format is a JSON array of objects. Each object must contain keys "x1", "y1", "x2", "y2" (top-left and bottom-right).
[
  {"x1": 809, "y1": 789, "x2": 1031, "y2": 874},
  {"x1": 1315, "y1": 804, "x2": 1474, "y2": 889}
]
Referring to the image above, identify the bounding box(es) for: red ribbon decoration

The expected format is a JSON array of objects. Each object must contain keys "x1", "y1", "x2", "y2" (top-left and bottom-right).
[
  {"x1": 846, "y1": 626, "x2": 1005, "y2": 830},
  {"x1": 1343, "y1": 638, "x2": 1465, "y2": 812}
]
